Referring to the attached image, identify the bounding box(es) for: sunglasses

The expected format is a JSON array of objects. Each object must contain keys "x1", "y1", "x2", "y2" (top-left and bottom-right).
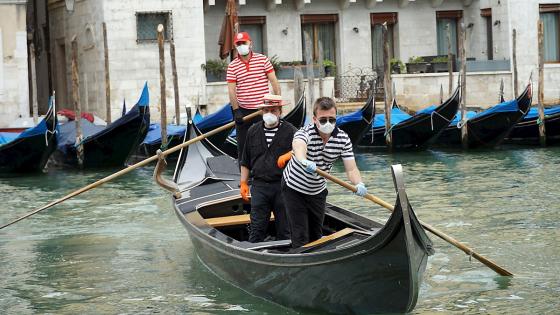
[{"x1": 318, "y1": 117, "x2": 336, "y2": 124}]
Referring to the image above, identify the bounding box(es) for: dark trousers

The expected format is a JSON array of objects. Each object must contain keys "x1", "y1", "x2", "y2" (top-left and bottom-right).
[
  {"x1": 236, "y1": 107, "x2": 260, "y2": 163},
  {"x1": 249, "y1": 182, "x2": 290, "y2": 243},
  {"x1": 281, "y1": 180, "x2": 328, "y2": 248}
]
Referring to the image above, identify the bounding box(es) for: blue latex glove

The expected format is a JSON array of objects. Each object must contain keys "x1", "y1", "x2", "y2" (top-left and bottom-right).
[
  {"x1": 355, "y1": 182, "x2": 367, "y2": 197},
  {"x1": 300, "y1": 159, "x2": 317, "y2": 173}
]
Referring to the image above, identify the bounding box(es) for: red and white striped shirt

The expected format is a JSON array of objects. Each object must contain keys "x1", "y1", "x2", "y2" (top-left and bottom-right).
[{"x1": 226, "y1": 52, "x2": 274, "y2": 109}]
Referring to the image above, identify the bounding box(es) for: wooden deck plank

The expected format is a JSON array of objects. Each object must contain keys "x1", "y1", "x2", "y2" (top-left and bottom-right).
[
  {"x1": 206, "y1": 213, "x2": 275, "y2": 228},
  {"x1": 302, "y1": 228, "x2": 355, "y2": 248}
]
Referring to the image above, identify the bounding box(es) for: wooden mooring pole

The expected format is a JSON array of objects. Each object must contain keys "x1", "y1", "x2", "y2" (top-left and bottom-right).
[
  {"x1": 447, "y1": 22, "x2": 453, "y2": 95},
  {"x1": 537, "y1": 20, "x2": 547, "y2": 147},
  {"x1": 512, "y1": 28, "x2": 518, "y2": 98},
  {"x1": 102, "y1": 22, "x2": 111, "y2": 124},
  {"x1": 157, "y1": 24, "x2": 168, "y2": 149},
  {"x1": 71, "y1": 36, "x2": 84, "y2": 167},
  {"x1": 459, "y1": 23, "x2": 468, "y2": 149},
  {"x1": 294, "y1": 66, "x2": 304, "y2": 105},
  {"x1": 29, "y1": 43, "x2": 39, "y2": 124},
  {"x1": 170, "y1": 40, "x2": 180, "y2": 125},
  {"x1": 304, "y1": 31, "x2": 315, "y2": 120},
  {"x1": 318, "y1": 41, "x2": 324, "y2": 98},
  {"x1": 383, "y1": 23, "x2": 393, "y2": 150}
]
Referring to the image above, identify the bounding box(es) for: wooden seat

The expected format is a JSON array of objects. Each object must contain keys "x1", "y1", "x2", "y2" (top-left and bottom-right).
[
  {"x1": 205, "y1": 213, "x2": 275, "y2": 228},
  {"x1": 303, "y1": 228, "x2": 356, "y2": 248}
]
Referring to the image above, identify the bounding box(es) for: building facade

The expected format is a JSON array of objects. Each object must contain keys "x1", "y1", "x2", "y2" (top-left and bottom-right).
[
  {"x1": 13, "y1": 0, "x2": 560, "y2": 124},
  {"x1": 0, "y1": 0, "x2": 28, "y2": 127}
]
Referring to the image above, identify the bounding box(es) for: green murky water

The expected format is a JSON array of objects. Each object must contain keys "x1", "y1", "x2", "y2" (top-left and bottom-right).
[{"x1": 1, "y1": 147, "x2": 559, "y2": 314}]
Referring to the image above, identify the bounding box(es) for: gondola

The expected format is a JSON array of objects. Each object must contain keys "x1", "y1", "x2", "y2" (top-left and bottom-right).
[
  {"x1": 503, "y1": 106, "x2": 560, "y2": 145},
  {"x1": 216, "y1": 94, "x2": 307, "y2": 159},
  {"x1": 0, "y1": 101, "x2": 57, "y2": 173},
  {"x1": 51, "y1": 83, "x2": 150, "y2": 168},
  {"x1": 360, "y1": 87, "x2": 460, "y2": 149},
  {"x1": 158, "y1": 122, "x2": 433, "y2": 314},
  {"x1": 336, "y1": 94, "x2": 376, "y2": 145},
  {"x1": 434, "y1": 84, "x2": 532, "y2": 148}
]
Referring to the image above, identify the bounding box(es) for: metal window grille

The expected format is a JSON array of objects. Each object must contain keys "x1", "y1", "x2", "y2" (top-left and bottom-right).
[{"x1": 136, "y1": 11, "x2": 173, "y2": 42}]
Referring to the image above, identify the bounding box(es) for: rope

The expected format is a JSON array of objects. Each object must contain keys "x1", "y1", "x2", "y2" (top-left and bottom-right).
[{"x1": 430, "y1": 110, "x2": 451, "y2": 131}]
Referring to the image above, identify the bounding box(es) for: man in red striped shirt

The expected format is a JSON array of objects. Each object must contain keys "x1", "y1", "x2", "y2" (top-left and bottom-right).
[{"x1": 227, "y1": 32, "x2": 281, "y2": 161}]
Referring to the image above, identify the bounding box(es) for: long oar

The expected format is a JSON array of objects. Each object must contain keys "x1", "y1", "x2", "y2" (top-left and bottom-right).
[
  {"x1": 0, "y1": 110, "x2": 262, "y2": 230},
  {"x1": 315, "y1": 168, "x2": 514, "y2": 277}
]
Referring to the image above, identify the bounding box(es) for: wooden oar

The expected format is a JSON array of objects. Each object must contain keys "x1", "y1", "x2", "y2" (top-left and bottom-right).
[
  {"x1": 0, "y1": 110, "x2": 262, "y2": 230},
  {"x1": 314, "y1": 168, "x2": 514, "y2": 277}
]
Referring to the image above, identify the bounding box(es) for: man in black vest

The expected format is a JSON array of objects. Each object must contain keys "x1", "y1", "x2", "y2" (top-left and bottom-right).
[{"x1": 240, "y1": 94, "x2": 296, "y2": 243}]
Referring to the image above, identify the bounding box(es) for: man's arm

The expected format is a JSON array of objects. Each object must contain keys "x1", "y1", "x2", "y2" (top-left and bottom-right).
[
  {"x1": 343, "y1": 159, "x2": 363, "y2": 185},
  {"x1": 228, "y1": 82, "x2": 240, "y2": 110},
  {"x1": 240, "y1": 165, "x2": 250, "y2": 182},
  {"x1": 267, "y1": 71, "x2": 281, "y2": 95},
  {"x1": 292, "y1": 138, "x2": 308, "y2": 162}
]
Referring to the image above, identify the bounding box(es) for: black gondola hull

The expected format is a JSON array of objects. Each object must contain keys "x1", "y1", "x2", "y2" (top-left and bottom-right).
[
  {"x1": 0, "y1": 108, "x2": 57, "y2": 173},
  {"x1": 503, "y1": 112, "x2": 560, "y2": 145},
  {"x1": 338, "y1": 96, "x2": 375, "y2": 145},
  {"x1": 360, "y1": 88, "x2": 460, "y2": 149}
]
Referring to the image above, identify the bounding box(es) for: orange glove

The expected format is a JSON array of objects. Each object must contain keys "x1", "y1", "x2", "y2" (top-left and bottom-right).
[
  {"x1": 240, "y1": 180, "x2": 250, "y2": 202},
  {"x1": 277, "y1": 151, "x2": 292, "y2": 169}
]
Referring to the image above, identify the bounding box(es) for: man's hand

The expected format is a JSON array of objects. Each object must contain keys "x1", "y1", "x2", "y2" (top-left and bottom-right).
[
  {"x1": 355, "y1": 182, "x2": 367, "y2": 197},
  {"x1": 300, "y1": 159, "x2": 317, "y2": 173},
  {"x1": 240, "y1": 180, "x2": 250, "y2": 201},
  {"x1": 277, "y1": 152, "x2": 292, "y2": 169},
  {"x1": 233, "y1": 108, "x2": 244, "y2": 125}
]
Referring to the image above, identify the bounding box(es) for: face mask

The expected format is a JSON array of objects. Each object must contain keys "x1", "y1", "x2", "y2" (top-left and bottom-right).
[
  {"x1": 263, "y1": 113, "x2": 278, "y2": 126},
  {"x1": 318, "y1": 121, "x2": 336, "y2": 134},
  {"x1": 236, "y1": 44, "x2": 250, "y2": 56}
]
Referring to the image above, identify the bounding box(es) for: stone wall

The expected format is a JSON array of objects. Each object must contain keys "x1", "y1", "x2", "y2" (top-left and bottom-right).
[
  {"x1": 392, "y1": 71, "x2": 512, "y2": 111},
  {"x1": 0, "y1": 3, "x2": 28, "y2": 127}
]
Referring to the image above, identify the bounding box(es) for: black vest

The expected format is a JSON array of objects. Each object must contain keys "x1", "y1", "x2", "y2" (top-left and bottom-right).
[{"x1": 240, "y1": 120, "x2": 297, "y2": 184}]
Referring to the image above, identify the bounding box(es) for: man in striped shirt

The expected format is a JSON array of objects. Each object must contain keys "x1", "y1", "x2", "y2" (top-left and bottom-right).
[
  {"x1": 227, "y1": 32, "x2": 281, "y2": 162},
  {"x1": 239, "y1": 95, "x2": 296, "y2": 242},
  {"x1": 280, "y1": 97, "x2": 368, "y2": 248}
]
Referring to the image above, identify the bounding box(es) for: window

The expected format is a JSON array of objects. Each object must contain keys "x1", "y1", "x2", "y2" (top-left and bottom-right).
[
  {"x1": 481, "y1": 8, "x2": 493, "y2": 60},
  {"x1": 239, "y1": 16, "x2": 266, "y2": 54},
  {"x1": 371, "y1": 13, "x2": 398, "y2": 75},
  {"x1": 436, "y1": 11, "x2": 462, "y2": 57},
  {"x1": 540, "y1": 5, "x2": 560, "y2": 62},
  {"x1": 301, "y1": 14, "x2": 338, "y2": 64},
  {"x1": 136, "y1": 11, "x2": 173, "y2": 42}
]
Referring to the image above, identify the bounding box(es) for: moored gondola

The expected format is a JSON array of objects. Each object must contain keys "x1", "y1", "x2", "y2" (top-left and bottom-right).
[
  {"x1": 161, "y1": 122, "x2": 434, "y2": 314},
  {"x1": 215, "y1": 94, "x2": 307, "y2": 158},
  {"x1": 503, "y1": 106, "x2": 560, "y2": 145},
  {"x1": 360, "y1": 87, "x2": 460, "y2": 149},
  {"x1": 336, "y1": 94, "x2": 375, "y2": 145},
  {"x1": 51, "y1": 83, "x2": 150, "y2": 168},
  {"x1": 435, "y1": 83, "x2": 532, "y2": 148},
  {"x1": 0, "y1": 101, "x2": 58, "y2": 173}
]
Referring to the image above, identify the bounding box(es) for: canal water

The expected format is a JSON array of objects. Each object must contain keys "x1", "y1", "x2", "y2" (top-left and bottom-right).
[{"x1": 0, "y1": 147, "x2": 558, "y2": 314}]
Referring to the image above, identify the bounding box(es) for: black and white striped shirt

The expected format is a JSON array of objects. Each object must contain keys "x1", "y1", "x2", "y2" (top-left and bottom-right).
[
  {"x1": 264, "y1": 125, "x2": 278, "y2": 147},
  {"x1": 283, "y1": 124, "x2": 354, "y2": 195}
]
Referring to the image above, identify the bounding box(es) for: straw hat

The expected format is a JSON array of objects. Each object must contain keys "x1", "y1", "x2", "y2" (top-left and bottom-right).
[{"x1": 257, "y1": 94, "x2": 289, "y2": 108}]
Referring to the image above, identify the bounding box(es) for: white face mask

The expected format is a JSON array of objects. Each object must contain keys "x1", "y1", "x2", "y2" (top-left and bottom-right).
[
  {"x1": 318, "y1": 121, "x2": 336, "y2": 134},
  {"x1": 263, "y1": 113, "x2": 279, "y2": 126},
  {"x1": 236, "y1": 44, "x2": 250, "y2": 56}
]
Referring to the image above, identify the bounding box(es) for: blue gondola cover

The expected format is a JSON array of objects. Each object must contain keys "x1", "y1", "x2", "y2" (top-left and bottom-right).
[
  {"x1": 523, "y1": 106, "x2": 560, "y2": 120},
  {"x1": 373, "y1": 108, "x2": 412, "y2": 128},
  {"x1": 142, "y1": 124, "x2": 187, "y2": 145},
  {"x1": 196, "y1": 103, "x2": 233, "y2": 131}
]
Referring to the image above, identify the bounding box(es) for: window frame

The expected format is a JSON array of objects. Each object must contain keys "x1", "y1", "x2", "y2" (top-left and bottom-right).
[
  {"x1": 239, "y1": 16, "x2": 266, "y2": 55},
  {"x1": 135, "y1": 11, "x2": 174, "y2": 43},
  {"x1": 301, "y1": 14, "x2": 338, "y2": 64},
  {"x1": 436, "y1": 11, "x2": 463, "y2": 58},
  {"x1": 539, "y1": 4, "x2": 560, "y2": 63},
  {"x1": 481, "y1": 8, "x2": 493, "y2": 60}
]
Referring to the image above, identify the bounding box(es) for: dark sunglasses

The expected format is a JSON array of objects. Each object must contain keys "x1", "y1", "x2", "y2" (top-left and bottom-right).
[{"x1": 318, "y1": 117, "x2": 336, "y2": 124}]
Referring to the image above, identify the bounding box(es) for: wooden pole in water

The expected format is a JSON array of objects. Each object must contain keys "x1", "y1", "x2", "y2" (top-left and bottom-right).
[
  {"x1": 459, "y1": 22, "x2": 468, "y2": 149},
  {"x1": 447, "y1": 22, "x2": 453, "y2": 95},
  {"x1": 102, "y1": 22, "x2": 111, "y2": 124},
  {"x1": 440, "y1": 84, "x2": 444, "y2": 104},
  {"x1": 170, "y1": 40, "x2": 180, "y2": 125},
  {"x1": 304, "y1": 31, "x2": 315, "y2": 120},
  {"x1": 318, "y1": 40, "x2": 324, "y2": 98},
  {"x1": 29, "y1": 43, "x2": 39, "y2": 124},
  {"x1": 383, "y1": 23, "x2": 392, "y2": 150},
  {"x1": 71, "y1": 36, "x2": 84, "y2": 167},
  {"x1": 294, "y1": 66, "x2": 304, "y2": 106},
  {"x1": 512, "y1": 28, "x2": 518, "y2": 98},
  {"x1": 157, "y1": 24, "x2": 168, "y2": 149},
  {"x1": 537, "y1": 20, "x2": 547, "y2": 147}
]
